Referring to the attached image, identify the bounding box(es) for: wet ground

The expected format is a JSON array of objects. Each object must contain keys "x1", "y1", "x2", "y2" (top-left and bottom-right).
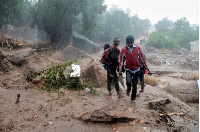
[{"x1": 0, "y1": 37, "x2": 199, "y2": 132}]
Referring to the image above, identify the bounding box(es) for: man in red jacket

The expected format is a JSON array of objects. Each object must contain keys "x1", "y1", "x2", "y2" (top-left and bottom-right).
[{"x1": 119, "y1": 35, "x2": 148, "y2": 101}]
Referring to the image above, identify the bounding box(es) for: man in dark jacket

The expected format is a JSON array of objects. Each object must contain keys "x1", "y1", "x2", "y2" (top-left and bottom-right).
[
  {"x1": 119, "y1": 35, "x2": 148, "y2": 101},
  {"x1": 107, "y1": 37, "x2": 122, "y2": 98}
]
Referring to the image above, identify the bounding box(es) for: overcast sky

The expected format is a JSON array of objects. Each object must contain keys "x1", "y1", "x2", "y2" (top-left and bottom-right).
[{"x1": 104, "y1": 0, "x2": 199, "y2": 24}]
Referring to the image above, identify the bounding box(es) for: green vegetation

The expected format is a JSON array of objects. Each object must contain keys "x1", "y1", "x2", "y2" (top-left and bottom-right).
[
  {"x1": 39, "y1": 60, "x2": 99, "y2": 95},
  {"x1": 73, "y1": 6, "x2": 151, "y2": 42},
  {"x1": 1, "y1": 1, "x2": 198, "y2": 50},
  {"x1": 31, "y1": 0, "x2": 106, "y2": 47},
  {"x1": 0, "y1": 1, "x2": 150, "y2": 47},
  {"x1": 146, "y1": 17, "x2": 199, "y2": 50},
  {"x1": 0, "y1": 0, "x2": 32, "y2": 27}
]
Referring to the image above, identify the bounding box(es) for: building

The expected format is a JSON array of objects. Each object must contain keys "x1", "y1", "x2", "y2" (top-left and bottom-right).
[
  {"x1": 190, "y1": 41, "x2": 199, "y2": 52},
  {"x1": 190, "y1": 24, "x2": 199, "y2": 31}
]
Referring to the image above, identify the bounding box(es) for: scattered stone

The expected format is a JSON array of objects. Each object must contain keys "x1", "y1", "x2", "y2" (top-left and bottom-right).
[
  {"x1": 32, "y1": 76, "x2": 41, "y2": 84},
  {"x1": 8, "y1": 48, "x2": 33, "y2": 65},
  {"x1": 181, "y1": 72, "x2": 199, "y2": 80},
  {"x1": 149, "y1": 98, "x2": 171, "y2": 112},
  {"x1": 15, "y1": 94, "x2": 20, "y2": 104},
  {"x1": 80, "y1": 108, "x2": 135, "y2": 123}
]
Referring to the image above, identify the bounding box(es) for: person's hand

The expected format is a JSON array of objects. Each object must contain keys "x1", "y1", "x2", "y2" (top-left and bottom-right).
[{"x1": 119, "y1": 71, "x2": 123, "y2": 78}]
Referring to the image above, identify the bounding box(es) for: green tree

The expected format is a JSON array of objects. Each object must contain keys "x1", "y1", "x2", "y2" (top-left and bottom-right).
[
  {"x1": 146, "y1": 31, "x2": 178, "y2": 49},
  {"x1": 130, "y1": 15, "x2": 150, "y2": 38},
  {"x1": 155, "y1": 17, "x2": 173, "y2": 30},
  {"x1": 147, "y1": 17, "x2": 199, "y2": 50},
  {"x1": 32, "y1": 0, "x2": 106, "y2": 49},
  {"x1": 81, "y1": 0, "x2": 106, "y2": 39},
  {"x1": 174, "y1": 17, "x2": 190, "y2": 31},
  {"x1": 0, "y1": 0, "x2": 26, "y2": 27}
]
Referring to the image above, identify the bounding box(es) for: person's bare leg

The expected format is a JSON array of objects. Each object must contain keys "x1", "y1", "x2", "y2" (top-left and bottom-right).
[{"x1": 108, "y1": 91, "x2": 112, "y2": 96}]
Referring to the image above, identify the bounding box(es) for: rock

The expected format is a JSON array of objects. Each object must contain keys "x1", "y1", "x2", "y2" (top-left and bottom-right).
[
  {"x1": 32, "y1": 76, "x2": 41, "y2": 84},
  {"x1": 80, "y1": 108, "x2": 135, "y2": 123},
  {"x1": 165, "y1": 82, "x2": 198, "y2": 103},
  {"x1": 76, "y1": 58, "x2": 106, "y2": 87},
  {"x1": 181, "y1": 72, "x2": 199, "y2": 80},
  {"x1": 0, "y1": 51, "x2": 11, "y2": 73},
  {"x1": 8, "y1": 48, "x2": 33, "y2": 65},
  {"x1": 61, "y1": 46, "x2": 89, "y2": 61},
  {"x1": 143, "y1": 74, "x2": 157, "y2": 86},
  {"x1": 149, "y1": 98, "x2": 171, "y2": 110}
]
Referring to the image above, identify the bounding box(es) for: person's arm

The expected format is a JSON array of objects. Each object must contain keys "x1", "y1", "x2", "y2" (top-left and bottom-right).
[
  {"x1": 119, "y1": 48, "x2": 124, "y2": 72},
  {"x1": 139, "y1": 47, "x2": 148, "y2": 69}
]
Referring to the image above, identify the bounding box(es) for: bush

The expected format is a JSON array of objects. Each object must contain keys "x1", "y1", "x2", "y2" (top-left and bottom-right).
[{"x1": 39, "y1": 60, "x2": 99, "y2": 95}]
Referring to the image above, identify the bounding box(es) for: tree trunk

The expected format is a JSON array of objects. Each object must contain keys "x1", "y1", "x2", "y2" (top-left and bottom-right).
[{"x1": 68, "y1": 24, "x2": 73, "y2": 47}]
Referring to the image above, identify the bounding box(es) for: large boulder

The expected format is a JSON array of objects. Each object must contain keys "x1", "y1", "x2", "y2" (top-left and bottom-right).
[
  {"x1": 76, "y1": 58, "x2": 106, "y2": 87},
  {"x1": 181, "y1": 72, "x2": 199, "y2": 80},
  {"x1": 165, "y1": 81, "x2": 198, "y2": 103},
  {"x1": 8, "y1": 48, "x2": 34, "y2": 65}
]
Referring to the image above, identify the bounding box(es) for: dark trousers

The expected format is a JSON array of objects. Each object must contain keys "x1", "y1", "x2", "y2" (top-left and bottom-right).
[
  {"x1": 107, "y1": 68, "x2": 119, "y2": 93},
  {"x1": 139, "y1": 66, "x2": 144, "y2": 83},
  {"x1": 126, "y1": 70, "x2": 139, "y2": 100}
]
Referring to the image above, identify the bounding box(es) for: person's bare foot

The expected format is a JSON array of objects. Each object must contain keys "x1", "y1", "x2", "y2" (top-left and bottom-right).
[
  {"x1": 108, "y1": 91, "x2": 112, "y2": 96},
  {"x1": 126, "y1": 91, "x2": 130, "y2": 96},
  {"x1": 117, "y1": 93, "x2": 124, "y2": 98}
]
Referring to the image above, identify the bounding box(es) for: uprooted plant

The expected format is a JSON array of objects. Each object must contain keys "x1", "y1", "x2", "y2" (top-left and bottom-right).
[{"x1": 37, "y1": 60, "x2": 99, "y2": 95}]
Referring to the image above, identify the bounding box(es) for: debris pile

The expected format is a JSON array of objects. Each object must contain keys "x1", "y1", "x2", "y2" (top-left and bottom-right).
[{"x1": 0, "y1": 35, "x2": 23, "y2": 49}]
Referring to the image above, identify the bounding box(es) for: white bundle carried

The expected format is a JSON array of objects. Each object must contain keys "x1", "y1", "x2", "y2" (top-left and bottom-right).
[{"x1": 70, "y1": 64, "x2": 81, "y2": 77}]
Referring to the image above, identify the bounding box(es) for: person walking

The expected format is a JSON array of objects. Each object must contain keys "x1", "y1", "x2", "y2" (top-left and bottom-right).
[{"x1": 119, "y1": 35, "x2": 148, "y2": 101}]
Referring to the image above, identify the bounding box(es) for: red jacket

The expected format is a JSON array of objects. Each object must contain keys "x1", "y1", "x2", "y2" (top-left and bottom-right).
[{"x1": 119, "y1": 44, "x2": 147, "y2": 71}]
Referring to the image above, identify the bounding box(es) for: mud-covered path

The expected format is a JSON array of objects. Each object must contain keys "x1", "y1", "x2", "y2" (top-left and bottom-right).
[{"x1": 0, "y1": 38, "x2": 199, "y2": 132}]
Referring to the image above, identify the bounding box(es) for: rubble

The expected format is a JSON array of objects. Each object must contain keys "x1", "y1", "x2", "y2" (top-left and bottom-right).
[
  {"x1": 0, "y1": 35, "x2": 23, "y2": 49},
  {"x1": 0, "y1": 51, "x2": 11, "y2": 73},
  {"x1": 7, "y1": 48, "x2": 33, "y2": 65}
]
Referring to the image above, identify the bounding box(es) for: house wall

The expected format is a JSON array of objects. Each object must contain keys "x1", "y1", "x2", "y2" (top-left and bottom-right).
[{"x1": 190, "y1": 41, "x2": 199, "y2": 52}]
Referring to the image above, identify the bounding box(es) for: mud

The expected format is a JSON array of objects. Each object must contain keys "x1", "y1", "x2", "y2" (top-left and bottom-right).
[{"x1": 0, "y1": 36, "x2": 199, "y2": 132}]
